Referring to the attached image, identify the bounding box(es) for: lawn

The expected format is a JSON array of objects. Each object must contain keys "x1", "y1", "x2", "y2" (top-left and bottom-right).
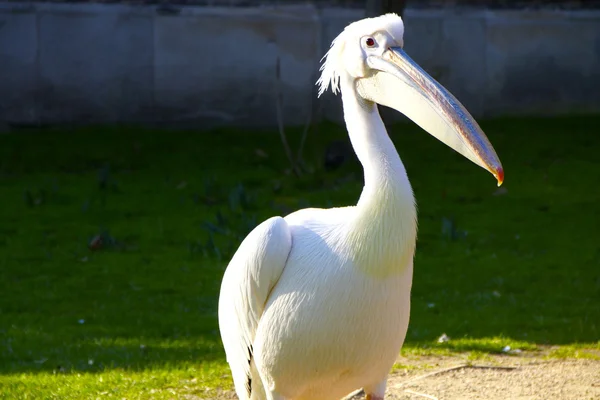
[{"x1": 0, "y1": 115, "x2": 598, "y2": 399}]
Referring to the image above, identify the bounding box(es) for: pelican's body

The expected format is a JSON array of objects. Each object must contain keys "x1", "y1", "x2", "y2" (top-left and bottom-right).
[{"x1": 219, "y1": 14, "x2": 503, "y2": 400}]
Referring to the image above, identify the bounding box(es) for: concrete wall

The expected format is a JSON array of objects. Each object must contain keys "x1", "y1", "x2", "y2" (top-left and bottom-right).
[{"x1": 1, "y1": 3, "x2": 599, "y2": 128}]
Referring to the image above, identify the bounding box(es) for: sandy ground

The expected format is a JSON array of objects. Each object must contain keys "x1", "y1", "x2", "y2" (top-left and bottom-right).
[
  {"x1": 347, "y1": 353, "x2": 600, "y2": 400},
  {"x1": 211, "y1": 352, "x2": 600, "y2": 400}
]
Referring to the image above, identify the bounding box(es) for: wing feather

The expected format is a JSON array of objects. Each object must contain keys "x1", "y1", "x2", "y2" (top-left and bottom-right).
[{"x1": 218, "y1": 217, "x2": 292, "y2": 399}]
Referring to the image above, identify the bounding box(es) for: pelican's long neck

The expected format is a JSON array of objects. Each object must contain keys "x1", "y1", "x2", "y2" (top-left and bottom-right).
[
  {"x1": 340, "y1": 77, "x2": 417, "y2": 276},
  {"x1": 342, "y1": 90, "x2": 403, "y2": 196},
  {"x1": 340, "y1": 77, "x2": 412, "y2": 206}
]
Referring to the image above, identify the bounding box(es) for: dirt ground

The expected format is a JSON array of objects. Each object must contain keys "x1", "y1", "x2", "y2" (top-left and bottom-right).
[
  {"x1": 212, "y1": 352, "x2": 600, "y2": 400},
  {"x1": 347, "y1": 352, "x2": 600, "y2": 400}
]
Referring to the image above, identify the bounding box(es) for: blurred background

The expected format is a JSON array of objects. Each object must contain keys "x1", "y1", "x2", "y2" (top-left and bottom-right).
[
  {"x1": 0, "y1": 0, "x2": 599, "y2": 399},
  {"x1": 2, "y1": 0, "x2": 600, "y2": 128}
]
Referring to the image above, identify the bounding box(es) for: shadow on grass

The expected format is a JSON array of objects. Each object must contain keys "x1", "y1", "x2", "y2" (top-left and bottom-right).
[{"x1": 1, "y1": 335, "x2": 224, "y2": 375}]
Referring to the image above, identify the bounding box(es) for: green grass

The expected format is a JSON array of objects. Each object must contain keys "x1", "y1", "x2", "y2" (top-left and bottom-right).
[{"x1": 0, "y1": 115, "x2": 599, "y2": 398}]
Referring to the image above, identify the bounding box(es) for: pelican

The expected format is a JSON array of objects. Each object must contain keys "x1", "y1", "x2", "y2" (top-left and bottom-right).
[{"x1": 218, "y1": 13, "x2": 503, "y2": 400}]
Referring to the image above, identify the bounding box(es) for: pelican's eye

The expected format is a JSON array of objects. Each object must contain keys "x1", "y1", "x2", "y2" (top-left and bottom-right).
[{"x1": 365, "y1": 37, "x2": 375, "y2": 47}]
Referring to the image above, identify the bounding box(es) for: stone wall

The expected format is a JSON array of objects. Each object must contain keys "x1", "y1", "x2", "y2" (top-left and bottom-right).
[{"x1": 1, "y1": 2, "x2": 599, "y2": 127}]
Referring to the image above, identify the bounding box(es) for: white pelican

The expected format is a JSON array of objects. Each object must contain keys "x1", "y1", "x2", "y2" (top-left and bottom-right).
[{"x1": 218, "y1": 13, "x2": 503, "y2": 400}]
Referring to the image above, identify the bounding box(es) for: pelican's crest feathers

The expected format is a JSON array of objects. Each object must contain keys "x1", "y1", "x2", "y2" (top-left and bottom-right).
[{"x1": 316, "y1": 13, "x2": 405, "y2": 97}]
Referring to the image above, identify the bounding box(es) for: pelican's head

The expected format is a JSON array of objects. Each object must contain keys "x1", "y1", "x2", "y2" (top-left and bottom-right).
[{"x1": 318, "y1": 14, "x2": 504, "y2": 186}]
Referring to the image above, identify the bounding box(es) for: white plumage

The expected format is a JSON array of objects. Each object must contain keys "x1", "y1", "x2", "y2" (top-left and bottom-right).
[{"x1": 219, "y1": 14, "x2": 503, "y2": 400}]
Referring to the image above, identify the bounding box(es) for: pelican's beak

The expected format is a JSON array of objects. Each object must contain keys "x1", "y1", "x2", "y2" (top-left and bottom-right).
[{"x1": 357, "y1": 47, "x2": 504, "y2": 186}]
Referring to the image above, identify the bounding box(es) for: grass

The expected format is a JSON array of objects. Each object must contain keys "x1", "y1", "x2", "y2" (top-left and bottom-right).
[{"x1": 0, "y1": 115, "x2": 599, "y2": 398}]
